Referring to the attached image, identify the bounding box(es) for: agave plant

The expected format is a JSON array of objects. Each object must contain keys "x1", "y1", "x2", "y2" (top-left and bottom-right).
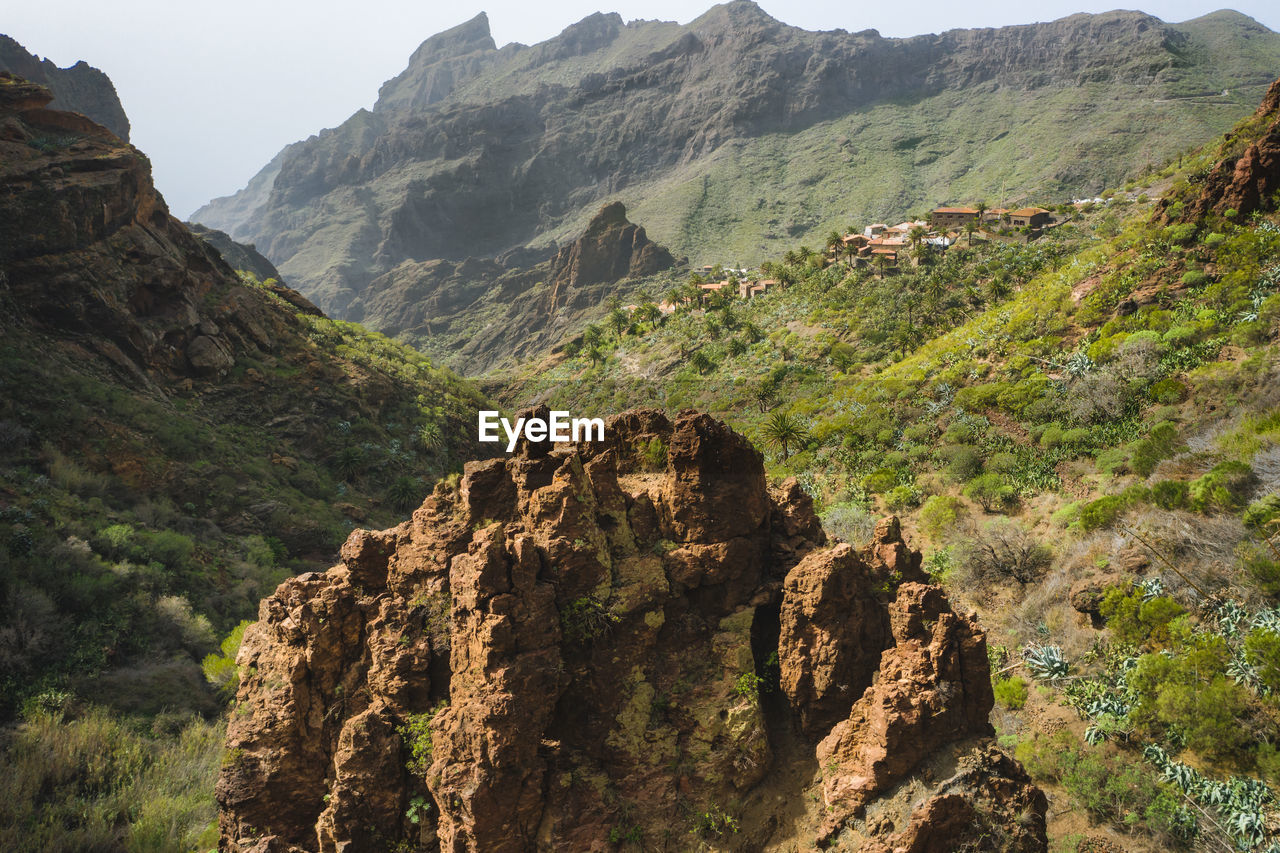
[
  {"x1": 1163, "y1": 761, "x2": 1198, "y2": 793},
  {"x1": 1253, "y1": 609, "x2": 1280, "y2": 632},
  {"x1": 1138, "y1": 576, "x2": 1166, "y2": 601},
  {"x1": 1065, "y1": 350, "x2": 1096, "y2": 378},
  {"x1": 1214, "y1": 599, "x2": 1247, "y2": 637},
  {"x1": 1023, "y1": 644, "x2": 1070, "y2": 681}
]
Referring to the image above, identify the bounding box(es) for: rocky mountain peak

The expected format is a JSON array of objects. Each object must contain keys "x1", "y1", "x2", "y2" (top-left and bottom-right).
[{"x1": 374, "y1": 13, "x2": 498, "y2": 112}]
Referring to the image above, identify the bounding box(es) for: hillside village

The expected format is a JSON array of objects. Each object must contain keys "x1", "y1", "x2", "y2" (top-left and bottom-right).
[{"x1": 641, "y1": 202, "x2": 1065, "y2": 316}]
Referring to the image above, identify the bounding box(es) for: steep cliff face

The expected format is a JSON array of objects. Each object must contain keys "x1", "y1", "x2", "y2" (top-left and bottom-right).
[
  {"x1": 0, "y1": 35, "x2": 129, "y2": 140},
  {"x1": 0, "y1": 72, "x2": 273, "y2": 379},
  {"x1": 218, "y1": 409, "x2": 1045, "y2": 851},
  {"x1": 192, "y1": 3, "x2": 1280, "y2": 325}
]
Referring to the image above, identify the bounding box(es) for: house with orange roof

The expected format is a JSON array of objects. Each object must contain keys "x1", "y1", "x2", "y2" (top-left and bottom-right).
[
  {"x1": 1009, "y1": 207, "x2": 1051, "y2": 228},
  {"x1": 931, "y1": 207, "x2": 980, "y2": 228}
]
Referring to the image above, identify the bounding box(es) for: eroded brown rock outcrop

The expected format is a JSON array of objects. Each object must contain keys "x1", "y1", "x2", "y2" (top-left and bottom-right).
[
  {"x1": 1177, "y1": 75, "x2": 1280, "y2": 221},
  {"x1": 219, "y1": 410, "x2": 1044, "y2": 851}
]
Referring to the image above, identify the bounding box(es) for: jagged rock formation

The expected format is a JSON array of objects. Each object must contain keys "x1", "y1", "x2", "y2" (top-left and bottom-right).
[
  {"x1": 1179, "y1": 75, "x2": 1280, "y2": 221},
  {"x1": 0, "y1": 35, "x2": 129, "y2": 140},
  {"x1": 354, "y1": 201, "x2": 676, "y2": 373},
  {"x1": 193, "y1": 3, "x2": 1280, "y2": 333},
  {"x1": 545, "y1": 201, "x2": 674, "y2": 303},
  {"x1": 218, "y1": 409, "x2": 1045, "y2": 851}
]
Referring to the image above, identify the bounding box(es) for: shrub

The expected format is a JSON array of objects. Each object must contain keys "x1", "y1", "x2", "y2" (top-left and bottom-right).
[
  {"x1": 561, "y1": 596, "x2": 619, "y2": 643},
  {"x1": 1244, "y1": 628, "x2": 1280, "y2": 695},
  {"x1": 993, "y1": 676, "x2": 1029, "y2": 710},
  {"x1": 940, "y1": 444, "x2": 984, "y2": 483},
  {"x1": 1014, "y1": 730, "x2": 1191, "y2": 845},
  {"x1": 400, "y1": 702, "x2": 447, "y2": 777},
  {"x1": 1242, "y1": 494, "x2": 1280, "y2": 533},
  {"x1": 1130, "y1": 422, "x2": 1180, "y2": 477},
  {"x1": 822, "y1": 504, "x2": 876, "y2": 544},
  {"x1": 1149, "y1": 378, "x2": 1187, "y2": 403},
  {"x1": 1181, "y1": 270, "x2": 1208, "y2": 287},
  {"x1": 1098, "y1": 586, "x2": 1185, "y2": 648},
  {"x1": 1128, "y1": 635, "x2": 1255, "y2": 764},
  {"x1": 1241, "y1": 544, "x2": 1280, "y2": 598},
  {"x1": 1189, "y1": 461, "x2": 1257, "y2": 512},
  {"x1": 202, "y1": 620, "x2": 252, "y2": 698},
  {"x1": 1039, "y1": 423, "x2": 1064, "y2": 450},
  {"x1": 1094, "y1": 447, "x2": 1129, "y2": 476},
  {"x1": 884, "y1": 484, "x2": 919, "y2": 511},
  {"x1": 642, "y1": 437, "x2": 667, "y2": 471},
  {"x1": 963, "y1": 473, "x2": 1015, "y2": 512},
  {"x1": 1078, "y1": 495, "x2": 1128, "y2": 532},
  {"x1": 1151, "y1": 479, "x2": 1189, "y2": 510},
  {"x1": 956, "y1": 520, "x2": 1052, "y2": 585},
  {"x1": 919, "y1": 495, "x2": 964, "y2": 540}
]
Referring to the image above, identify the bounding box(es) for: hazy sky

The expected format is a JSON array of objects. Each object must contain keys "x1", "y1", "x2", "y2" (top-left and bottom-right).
[{"x1": 6, "y1": 1, "x2": 1278, "y2": 219}]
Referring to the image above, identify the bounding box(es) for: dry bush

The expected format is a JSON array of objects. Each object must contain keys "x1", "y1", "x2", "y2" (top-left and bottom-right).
[
  {"x1": 1123, "y1": 507, "x2": 1246, "y2": 598},
  {"x1": 954, "y1": 519, "x2": 1054, "y2": 587}
]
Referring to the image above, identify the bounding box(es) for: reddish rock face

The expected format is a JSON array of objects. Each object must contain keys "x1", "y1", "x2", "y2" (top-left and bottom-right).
[
  {"x1": 218, "y1": 409, "x2": 1045, "y2": 852},
  {"x1": 1177, "y1": 75, "x2": 1280, "y2": 221}
]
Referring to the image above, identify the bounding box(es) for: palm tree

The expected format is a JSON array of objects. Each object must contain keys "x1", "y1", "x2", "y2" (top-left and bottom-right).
[
  {"x1": 582, "y1": 324, "x2": 603, "y2": 349},
  {"x1": 608, "y1": 308, "x2": 629, "y2": 339},
  {"x1": 975, "y1": 200, "x2": 988, "y2": 225},
  {"x1": 874, "y1": 253, "x2": 889, "y2": 279},
  {"x1": 760, "y1": 410, "x2": 808, "y2": 460},
  {"x1": 908, "y1": 225, "x2": 928, "y2": 251},
  {"x1": 826, "y1": 230, "x2": 844, "y2": 262},
  {"x1": 636, "y1": 302, "x2": 661, "y2": 329},
  {"x1": 964, "y1": 218, "x2": 979, "y2": 247},
  {"x1": 753, "y1": 380, "x2": 777, "y2": 412}
]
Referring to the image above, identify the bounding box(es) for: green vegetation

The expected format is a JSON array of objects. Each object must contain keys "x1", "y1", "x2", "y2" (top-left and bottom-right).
[
  {"x1": 560, "y1": 595, "x2": 620, "y2": 644},
  {"x1": 0, "y1": 265, "x2": 491, "y2": 848},
  {"x1": 400, "y1": 702, "x2": 448, "y2": 777},
  {"x1": 0, "y1": 704, "x2": 223, "y2": 852},
  {"x1": 993, "y1": 676, "x2": 1028, "y2": 710}
]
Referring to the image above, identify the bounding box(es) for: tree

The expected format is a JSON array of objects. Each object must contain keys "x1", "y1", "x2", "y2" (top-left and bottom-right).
[
  {"x1": 753, "y1": 380, "x2": 778, "y2": 413},
  {"x1": 826, "y1": 230, "x2": 844, "y2": 262},
  {"x1": 608, "y1": 308, "x2": 629, "y2": 339},
  {"x1": 635, "y1": 302, "x2": 661, "y2": 329},
  {"x1": 582, "y1": 324, "x2": 603, "y2": 348},
  {"x1": 874, "y1": 253, "x2": 890, "y2": 279},
  {"x1": 689, "y1": 351, "x2": 713, "y2": 374},
  {"x1": 964, "y1": 218, "x2": 979, "y2": 247},
  {"x1": 760, "y1": 410, "x2": 808, "y2": 460},
  {"x1": 975, "y1": 200, "x2": 988, "y2": 224}
]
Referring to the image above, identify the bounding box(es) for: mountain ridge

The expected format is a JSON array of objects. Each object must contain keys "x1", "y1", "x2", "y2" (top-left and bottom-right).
[{"x1": 192, "y1": 4, "x2": 1280, "y2": 333}]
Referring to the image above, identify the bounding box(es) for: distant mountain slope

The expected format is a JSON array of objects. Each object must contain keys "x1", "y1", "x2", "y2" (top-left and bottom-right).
[
  {"x1": 193, "y1": 3, "x2": 1280, "y2": 325},
  {"x1": 0, "y1": 34, "x2": 129, "y2": 140}
]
